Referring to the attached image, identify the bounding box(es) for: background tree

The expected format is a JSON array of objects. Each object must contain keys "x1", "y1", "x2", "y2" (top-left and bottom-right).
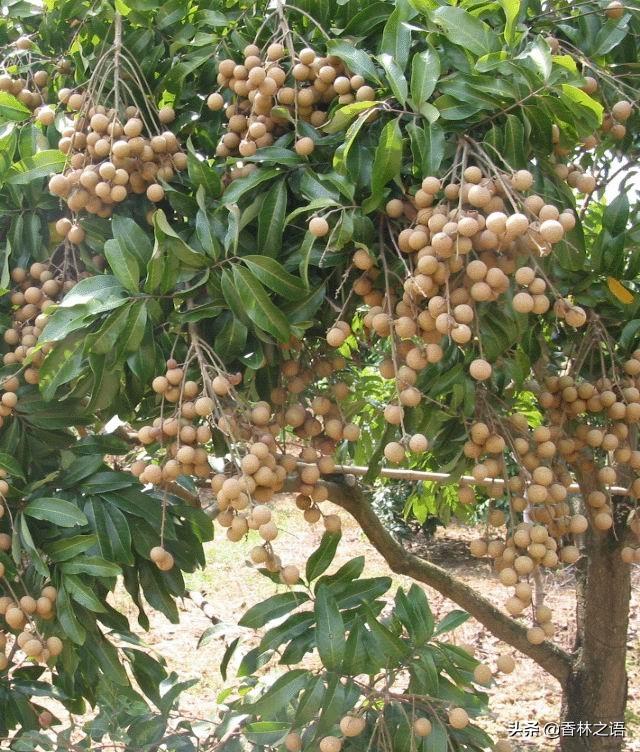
[{"x1": 0, "y1": 0, "x2": 639, "y2": 751}]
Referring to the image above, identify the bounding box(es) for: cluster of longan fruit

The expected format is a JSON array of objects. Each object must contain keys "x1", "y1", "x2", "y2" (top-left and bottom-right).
[
  {"x1": 281, "y1": 704, "x2": 478, "y2": 752},
  {"x1": 208, "y1": 42, "x2": 371, "y2": 160},
  {"x1": 465, "y1": 352, "x2": 640, "y2": 638},
  {"x1": 0, "y1": 584, "x2": 63, "y2": 672},
  {"x1": 0, "y1": 67, "x2": 49, "y2": 112},
  {"x1": 472, "y1": 520, "x2": 564, "y2": 643},
  {"x1": 48, "y1": 93, "x2": 186, "y2": 218},
  {"x1": 1, "y1": 263, "x2": 74, "y2": 417},
  {"x1": 602, "y1": 99, "x2": 634, "y2": 142},
  {"x1": 320, "y1": 164, "x2": 585, "y2": 466}
]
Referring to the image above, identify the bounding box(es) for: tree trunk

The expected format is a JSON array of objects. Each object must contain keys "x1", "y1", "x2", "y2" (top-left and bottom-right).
[{"x1": 560, "y1": 526, "x2": 631, "y2": 752}]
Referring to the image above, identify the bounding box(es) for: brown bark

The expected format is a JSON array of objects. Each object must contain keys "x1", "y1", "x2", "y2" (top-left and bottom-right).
[
  {"x1": 559, "y1": 514, "x2": 631, "y2": 750},
  {"x1": 324, "y1": 477, "x2": 572, "y2": 683}
]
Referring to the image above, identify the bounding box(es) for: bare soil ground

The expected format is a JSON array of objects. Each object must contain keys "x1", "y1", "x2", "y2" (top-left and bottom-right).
[{"x1": 43, "y1": 496, "x2": 640, "y2": 750}]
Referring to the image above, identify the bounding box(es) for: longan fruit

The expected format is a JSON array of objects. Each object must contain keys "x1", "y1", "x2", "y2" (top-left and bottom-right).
[
  {"x1": 67, "y1": 224, "x2": 85, "y2": 244},
  {"x1": 612, "y1": 100, "x2": 632, "y2": 121},
  {"x1": 294, "y1": 137, "x2": 315, "y2": 156},
  {"x1": 469, "y1": 359, "x2": 492, "y2": 381},
  {"x1": 605, "y1": 1, "x2": 624, "y2": 19},
  {"x1": 5, "y1": 607, "x2": 26, "y2": 630},
  {"x1": 413, "y1": 717, "x2": 432, "y2": 737},
  {"x1": 448, "y1": 708, "x2": 469, "y2": 729},
  {"x1": 158, "y1": 106, "x2": 176, "y2": 124},
  {"x1": 473, "y1": 664, "x2": 493, "y2": 685},
  {"x1": 284, "y1": 733, "x2": 302, "y2": 751},
  {"x1": 319, "y1": 736, "x2": 342, "y2": 752},
  {"x1": 309, "y1": 216, "x2": 329, "y2": 237},
  {"x1": 527, "y1": 626, "x2": 546, "y2": 645}
]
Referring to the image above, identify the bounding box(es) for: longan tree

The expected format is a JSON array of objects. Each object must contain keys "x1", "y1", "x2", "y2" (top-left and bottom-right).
[{"x1": 0, "y1": 0, "x2": 639, "y2": 751}]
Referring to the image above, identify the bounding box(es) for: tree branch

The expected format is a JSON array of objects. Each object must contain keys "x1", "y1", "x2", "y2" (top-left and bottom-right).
[{"x1": 324, "y1": 476, "x2": 573, "y2": 684}]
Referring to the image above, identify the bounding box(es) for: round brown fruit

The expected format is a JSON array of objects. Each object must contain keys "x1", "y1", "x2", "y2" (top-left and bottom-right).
[{"x1": 309, "y1": 217, "x2": 329, "y2": 237}]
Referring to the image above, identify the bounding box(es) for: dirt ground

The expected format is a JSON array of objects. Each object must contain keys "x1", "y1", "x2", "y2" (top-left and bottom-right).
[{"x1": 45, "y1": 496, "x2": 640, "y2": 750}]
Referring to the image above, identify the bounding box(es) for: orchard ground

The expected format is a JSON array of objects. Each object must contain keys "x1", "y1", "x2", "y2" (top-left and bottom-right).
[{"x1": 42, "y1": 496, "x2": 640, "y2": 751}]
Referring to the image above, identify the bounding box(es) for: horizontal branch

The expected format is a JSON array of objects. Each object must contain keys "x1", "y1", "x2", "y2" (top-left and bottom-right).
[
  {"x1": 324, "y1": 476, "x2": 573, "y2": 684},
  {"x1": 331, "y1": 464, "x2": 630, "y2": 496}
]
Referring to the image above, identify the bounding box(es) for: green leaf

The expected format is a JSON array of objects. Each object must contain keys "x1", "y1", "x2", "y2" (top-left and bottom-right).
[
  {"x1": 241, "y1": 256, "x2": 306, "y2": 301},
  {"x1": 7, "y1": 149, "x2": 66, "y2": 185},
  {"x1": 222, "y1": 167, "x2": 280, "y2": 204},
  {"x1": 342, "y1": 616, "x2": 372, "y2": 675},
  {"x1": 187, "y1": 152, "x2": 222, "y2": 198},
  {"x1": 243, "y1": 722, "x2": 290, "y2": 746},
  {"x1": 333, "y1": 576, "x2": 392, "y2": 609},
  {"x1": 432, "y1": 6, "x2": 500, "y2": 56},
  {"x1": 502, "y1": 114, "x2": 526, "y2": 169},
  {"x1": 0, "y1": 452, "x2": 25, "y2": 480},
  {"x1": 154, "y1": 210, "x2": 207, "y2": 268},
  {"x1": 257, "y1": 179, "x2": 287, "y2": 258},
  {"x1": 407, "y1": 121, "x2": 445, "y2": 176},
  {"x1": 89, "y1": 303, "x2": 134, "y2": 355},
  {"x1": 232, "y1": 265, "x2": 291, "y2": 342},
  {"x1": 239, "y1": 591, "x2": 310, "y2": 629},
  {"x1": 324, "y1": 101, "x2": 379, "y2": 135},
  {"x1": 500, "y1": 0, "x2": 521, "y2": 44},
  {"x1": 24, "y1": 497, "x2": 88, "y2": 527},
  {"x1": 365, "y1": 607, "x2": 408, "y2": 664},
  {"x1": 559, "y1": 84, "x2": 603, "y2": 130},
  {"x1": 603, "y1": 193, "x2": 629, "y2": 236},
  {"x1": 0, "y1": 91, "x2": 31, "y2": 121},
  {"x1": 410, "y1": 46, "x2": 441, "y2": 117},
  {"x1": 370, "y1": 117, "x2": 403, "y2": 203},
  {"x1": 44, "y1": 534, "x2": 98, "y2": 562},
  {"x1": 0, "y1": 123, "x2": 17, "y2": 180},
  {"x1": 314, "y1": 585, "x2": 345, "y2": 670},
  {"x1": 85, "y1": 499, "x2": 133, "y2": 565},
  {"x1": 104, "y1": 239, "x2": 140, "y2": 293},
  {"x1": 111, "y1": 214, "x2": 153, "y2": 266},
  {"x1": 59, "y1": 556, "x2": 122, "y2": 578},
  {"x1": 56, "y1": 584, "x2": 86, "y2": 645},
  {"x1": 58, "y1": 275, "x2": 126, "y2": 310},
  {"x1": 64, "y1": 573, "x2": 107, "y2": 612},
  {"x1": 306, "y1": 532, "x2": 341, "y2": 582},
  {"x1": 39, "y1": 333, "x2": 86, "y2": 401},
  {"x1": 381, "y1": 6, "x2": 412, "y2": 71},
  {"x1": 378, "y1": 53, "x2": 408, "y2": 106},
  {"x1": 434, "y1": 609, "x2": 470, "y2": 636},
  {"x1": 326, "y1": 40, "x2": 380, "y2": 83},
  {"x1": 214, "y1": 313, "x2": 248, "y2": 358},
  {"x1": 244, "y1": 669, "x2": 308, "y2": 717}
]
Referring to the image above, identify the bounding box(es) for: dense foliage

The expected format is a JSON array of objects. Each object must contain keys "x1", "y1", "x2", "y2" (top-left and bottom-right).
[{"x1": 0, "y1": 0, "x2": 638, "y2": 750}]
